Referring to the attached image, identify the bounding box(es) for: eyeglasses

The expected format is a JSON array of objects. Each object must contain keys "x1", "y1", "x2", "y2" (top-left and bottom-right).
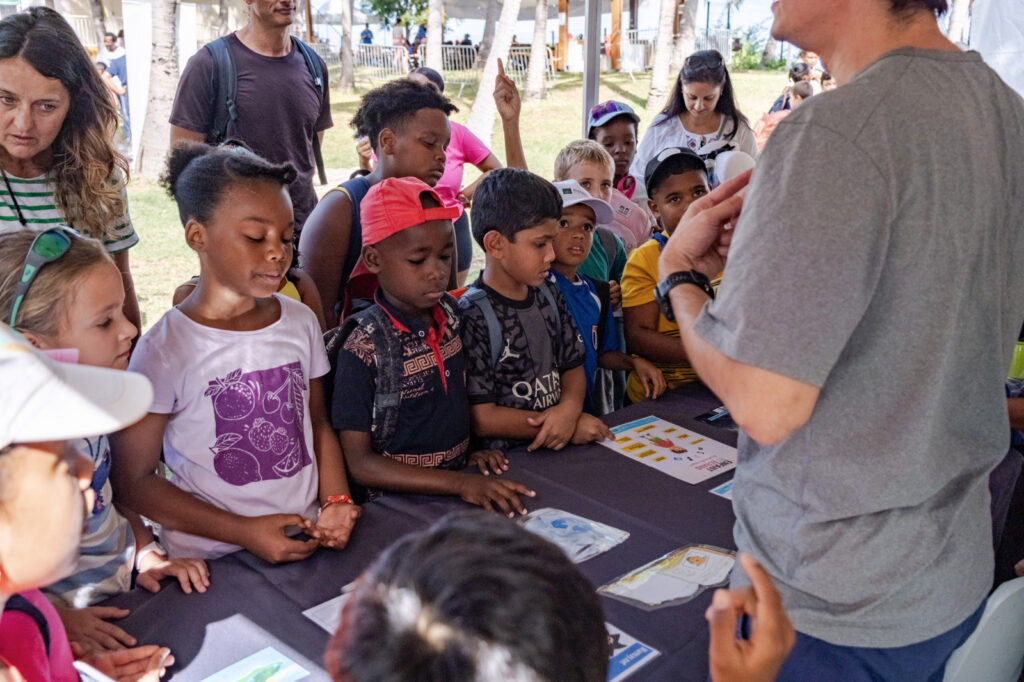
[
  {"x1": 9, "y1": 226, "x2": 77, "y2": 327},
  {"x1": 684, "y1": 51, "x2": 724, "y2": 69}
]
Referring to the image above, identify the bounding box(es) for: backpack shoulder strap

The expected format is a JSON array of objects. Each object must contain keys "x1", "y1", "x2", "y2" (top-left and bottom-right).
[
  {"x1": 338, "y1": 177, "x2": 372, "y2": 287},
  {"x1": 595, "y1": 227, "x2": 619, "y2": 276},
  {"x1": 325, "y1": 305, "x2": 403, "y2": 453},
  {"x1": 4, "y1": 595, "x2": 50, "y2": 656},
  {"x1": 536, "y1": 281, "x2": 562, "y2": 337},
  {"x1": 204, "y1": 36, "x2": 237, "y2": 145},
  {"x1": 291, "y1": 37, "x2": 328, "y2": 185},
  {"x1": 590, "y1": 277, "x2": 611, "y2": 348},
  {"x1": 463, "y1": 287, "x2": 503, "y2": 369}
]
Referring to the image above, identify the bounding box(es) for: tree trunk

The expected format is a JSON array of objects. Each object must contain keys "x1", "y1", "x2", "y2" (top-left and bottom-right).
[
  {"x1": 217, "y1": 0, "x2": 229, "y2": 35},
  {"x1": 137, "y1": 0, "x2": 179, "y2": 180},
  {"x1": 339, "y1": 0, "x2": 355, "y2": 91},
  {"x1": 947, "y1": 0, "x2": 971, "y2": 43},
  {"x1": 466, "y1": 0, "x2": 521, "y2": 142},
  {"x1": 524, "y1": 0, "x2": 547, "y2": 101},
  {"x1": 426, "y1": 0, "x2": 444, "y2": 71},
  {"x1": 760, "y1": 35, "x2": 777, "y2": 66},
  {"x1": 646, "y1": 0, "x2": 677, "y2": 111},
  {"x1": 476, "y1": 0, "x2": 500, "y2": 69},
  {"x1": 90, "y1": 0, "x2": 107, "y2": 51},
  {"x1": 668, "y1": 0, "x2": 697, "y2": 74}
]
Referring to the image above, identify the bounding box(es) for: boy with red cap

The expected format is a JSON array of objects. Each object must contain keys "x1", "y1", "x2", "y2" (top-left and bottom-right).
[{"x1": 330, "y1": 177, "x2": 535, "y2": 516}]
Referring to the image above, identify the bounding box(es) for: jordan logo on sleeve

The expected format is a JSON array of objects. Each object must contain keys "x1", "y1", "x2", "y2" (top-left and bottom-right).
[{"x1": 204, "y1": 363, "x2": 312, "y2": 486}]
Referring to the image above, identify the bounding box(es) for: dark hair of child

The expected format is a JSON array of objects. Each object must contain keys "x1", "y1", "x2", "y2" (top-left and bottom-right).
[
  {"x1": 657, "y1": 49, "x2": 750, "y2": 142},
  {"x1": 410, "y1": 66, "x2": 445, "y2": 92},
  {"x1": 791, "y1": 81, "x2": 814, "y2": 100},
  {"x1": 821, "y1": 71, "x2": 833, "y2": 84},
  {"x1": 470, "y1": 168, "x2": 562, "y2": 248},
  {"x1": 788, "y1": 62, "x2": 811, "y2": 83},
  {"x1": 890, "y1": 0, "x2": 947, "y2": 16},
  {"x1": 648, "y1": 153, "x2": 708, "y2": 198},
  {"x1": 162, "y1": 141, "x2": 297, "y2": 227},
  {"x1": 350, "y1": 79, "x2": 457, "y2": 153},
  {"x1": 325, "y1": 512, "x2": 610, "y2": 682},
  {"x1": 349, "y1": 168, "x2": 371, "y2": 180}
]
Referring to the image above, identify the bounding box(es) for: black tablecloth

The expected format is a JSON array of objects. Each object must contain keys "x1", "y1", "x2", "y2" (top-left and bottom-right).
[{"x1": 102, "y1": 384, "x2": 738, "y2": 681}]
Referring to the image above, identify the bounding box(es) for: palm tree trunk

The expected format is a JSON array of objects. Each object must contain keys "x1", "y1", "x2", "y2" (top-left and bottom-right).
[
  {"x1": 476, "y1": 0, "x2": 500, "y2": 69},
  {"x1": 668, "y1": 0, "x2": 697, "y2": 74},
  {"x1": 646, "y1": 0, "x2": 677, "y2": 111},
  {"x1": 466, "y1": 0, "x2": 522, "y2": 142},
  {"x1": 137, "y1": 0, "x2": 179, "y2": 180},
  {"x1": 90, "y1": 0, "x2": 107, "y2": 50},
  {"x1": 524, "y1": 0, "x2": 548, "y2": 101},
  {"x1": 760, "y1": 35, "x2": 777, "y2": 66},
  {"x1": 339, "y1": 0, "x2": 355, "y2": 91},
  {"x1": 947, "y1": 0, "x2": 971, "y2": 43},
  {"x1": 426, "y1": 0, "x2": 444, "y2": 71}
]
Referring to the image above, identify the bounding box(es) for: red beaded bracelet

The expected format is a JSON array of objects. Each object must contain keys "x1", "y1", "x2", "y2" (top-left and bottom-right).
[{"x1": 321, "y1": 494, "x2": 354, "y2": 511}]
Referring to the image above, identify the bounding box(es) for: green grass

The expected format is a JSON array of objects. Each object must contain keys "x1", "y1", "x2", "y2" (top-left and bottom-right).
[{"x1": 128, "y1": 69, "x2": 787, "y2": 331}]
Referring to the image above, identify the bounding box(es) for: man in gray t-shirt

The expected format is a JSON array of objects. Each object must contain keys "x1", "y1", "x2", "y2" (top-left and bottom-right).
[{"x1": 655, "y1": 0, "x2": 1024, "y2": 678}]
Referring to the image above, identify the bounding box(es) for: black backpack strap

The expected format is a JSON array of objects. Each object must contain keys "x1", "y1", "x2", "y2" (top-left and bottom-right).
[
  {"x1": 291, "y1": 37, "x2": 328, "y2": 185},
  {"x1": 536, "y1": 281, "x2": 562, "y2": 338},
  {"x1": 204, "y1": 36, "x2": 237, "y2": 145},
  {"x1": 4, "y1": 594, "x2": 50, "y2": 656},
  {"x1": 326, "y1": 305, "x2": 403, "y2": 454},
  {"x1": 462, "y1": 287, "x2": 503, "y2": 369},
  {"x1": 591, "y1": 277, "x2": 611, "y2": 350},
  {"x1": 595, "y1": 227, "x2": 619, "y2": 281}
]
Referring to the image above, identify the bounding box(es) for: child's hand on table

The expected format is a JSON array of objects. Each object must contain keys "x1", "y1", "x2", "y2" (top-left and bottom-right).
[
  {"x1": 136, "y1": 553, "x2": 210, "y2": 595},
  {"x1": 57, "y1": 605, "x2": 136, "y2": 653},
  {"x1": 526, "y1": 403, "x2": 580, "y2": 451},
  {"x1": 632, "y1": 357, "x2": 667, "y2": 399},
  {"x1": 468, "y1": 448, "x2": 509, "y2": 475},
  {"x1": 572, "y1": 413, "x2": 614, "y2": 444},
  {"x1": 314, "y1": 502, "x2": 362, "y2": 549},
  {"x1": 241, "y1": 514, "x2": 319, "y2": 564},
  {"x1": 457, "y1": 474, "x2": 536, "y2": 518},
  {"x1": 76, "y1": 643, "x2": 174, "y2": 682}
]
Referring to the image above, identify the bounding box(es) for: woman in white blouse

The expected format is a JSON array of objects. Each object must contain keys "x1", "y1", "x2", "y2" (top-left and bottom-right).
[{"x1": 631, "y1": 50, "x2": 757, "y2": 204}]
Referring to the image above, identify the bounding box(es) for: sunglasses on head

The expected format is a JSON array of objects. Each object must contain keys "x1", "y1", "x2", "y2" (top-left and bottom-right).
[
  {"x1": 684, "y1": 51, "x2": 724, "y2": 69},
  {"x1": 9, "y1": 226, "x2": 78, "y2": 328}
]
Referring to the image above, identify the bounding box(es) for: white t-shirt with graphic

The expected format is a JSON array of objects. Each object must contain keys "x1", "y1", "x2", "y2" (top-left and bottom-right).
[{"x1": 129, "y1": 295, "x2": 327, "y2": 558}]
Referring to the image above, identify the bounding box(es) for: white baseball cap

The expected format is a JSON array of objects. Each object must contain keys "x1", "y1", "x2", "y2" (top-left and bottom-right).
[
  {"x1": 0, "y1": 324, "x2": 153, "y2": 448},
  {"x1": 553, "y1": 180, "x2": 615, "y2": 227}
]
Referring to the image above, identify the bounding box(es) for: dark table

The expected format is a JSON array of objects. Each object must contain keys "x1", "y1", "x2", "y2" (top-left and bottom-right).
[{"x1": 102, "y1": 384, "x2": 738, "y2": 681}]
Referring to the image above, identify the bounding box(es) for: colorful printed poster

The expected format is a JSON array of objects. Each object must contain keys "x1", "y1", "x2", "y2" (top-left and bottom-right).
[
  {"x1": 200, "y1": 647, "x2": 309, "y2": 682},
  {"x1": 606, "y1": 623, "x2": 660, "y2": 681},
  {"x1": 603, "y1": 416, "x2": 736, "y2": 484}
]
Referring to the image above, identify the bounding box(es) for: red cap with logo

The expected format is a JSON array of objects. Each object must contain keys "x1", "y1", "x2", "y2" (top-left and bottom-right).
[{"x1": 361, "y1": 177, "x2": 461, "y2": 246}]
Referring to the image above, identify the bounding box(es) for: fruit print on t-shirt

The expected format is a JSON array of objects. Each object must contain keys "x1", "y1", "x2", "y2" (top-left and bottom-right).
[{"x1": 204, "y1": 362, "x2": 312, "y2": 485}]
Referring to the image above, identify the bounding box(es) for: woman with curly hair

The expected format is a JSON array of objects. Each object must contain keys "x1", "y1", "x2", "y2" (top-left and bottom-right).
[{"x1": 0, "y1": 7, "x2": 140, "y2": 329}]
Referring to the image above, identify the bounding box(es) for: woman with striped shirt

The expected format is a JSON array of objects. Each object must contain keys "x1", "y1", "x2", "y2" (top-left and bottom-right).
[{"x1": 0, "y1": 8, "x2": 140, "y2": 330}]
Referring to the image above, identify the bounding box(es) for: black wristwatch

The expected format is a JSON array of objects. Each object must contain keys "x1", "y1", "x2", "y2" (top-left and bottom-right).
[{"x1": 654, "y1": 270, "x2": 715, "y2": 322}]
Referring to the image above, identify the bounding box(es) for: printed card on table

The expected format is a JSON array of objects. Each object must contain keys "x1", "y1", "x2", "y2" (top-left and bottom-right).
[
  {"x1": 600, "y1": 545, "x2": 735, "y2": 611},
  {"x1": 200, "y1": 646, "x2": 309, "y2": 682},
  {"x1": 710, "y1": 478, "x2": 734, "y2": 500},
  {"x1": 606, "y1": 623, "x2": 660, "y2": 681},
  {"x1": 303, "y1": 593, "x2": 351, "y2": 634},
  {"x1": 519, "y1": 508, "x2": 629, "y2": 563},
  {"x1": 603, "y1": 416, "x2": 736, "y2": 484}
]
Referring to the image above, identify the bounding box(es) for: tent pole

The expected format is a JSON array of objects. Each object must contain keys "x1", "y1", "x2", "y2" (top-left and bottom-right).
[
  {"x1": 582, "y1": 0, "x2": 600, "y2": 135},
  {"x1": 611, "y1": 0, "x2": 622, "y2": 70}
]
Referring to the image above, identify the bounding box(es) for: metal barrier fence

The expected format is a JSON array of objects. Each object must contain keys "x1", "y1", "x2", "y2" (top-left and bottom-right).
[
  {"x1": 309, "y1": 41, "x2": 341, "y2": 85},
  {"x1": 623, "y1": 28, "x2": 733, "y2": 72}
]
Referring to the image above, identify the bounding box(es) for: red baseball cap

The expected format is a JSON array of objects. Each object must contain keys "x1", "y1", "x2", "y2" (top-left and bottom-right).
[{"x1": 361, "y1": 177, "x2": 461, "y2": 246}]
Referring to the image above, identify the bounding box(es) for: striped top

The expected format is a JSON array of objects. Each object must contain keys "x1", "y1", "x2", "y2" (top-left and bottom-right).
[
  {"x1": 44, "y1": 435, "x2": 136, "y2": 607},
  {"x1": 0, "y1": 172, "x2": 138, "y2": 253}
]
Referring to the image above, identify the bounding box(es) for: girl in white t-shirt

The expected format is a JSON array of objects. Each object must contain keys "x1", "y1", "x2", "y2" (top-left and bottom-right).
[
  {"x1": 0, "y1": 229, "x2": 208, "y2": 652},
  {"x1": 112, "y1": 143, "x2": 361, "y2": 562}
]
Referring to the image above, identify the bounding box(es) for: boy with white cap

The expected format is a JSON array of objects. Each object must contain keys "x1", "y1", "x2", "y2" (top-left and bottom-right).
[
  {"x1": 0, "y1": 324, "x2": 172, "y2": 681},
  {"x1": 550, "y1": 180, "x2": 665, "y2": 415}
]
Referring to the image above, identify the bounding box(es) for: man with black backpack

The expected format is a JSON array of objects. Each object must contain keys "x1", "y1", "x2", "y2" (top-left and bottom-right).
[{"x1": 169, "y1": 0, "x2": 331, "y2": 235}]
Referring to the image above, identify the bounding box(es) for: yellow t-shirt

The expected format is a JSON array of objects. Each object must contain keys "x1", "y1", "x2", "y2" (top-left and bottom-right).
[{"x1": 621, "y1": 233, "x2": 698, "y2": 402}]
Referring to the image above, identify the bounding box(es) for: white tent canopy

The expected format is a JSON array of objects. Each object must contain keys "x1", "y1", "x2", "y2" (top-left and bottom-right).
[{"x1": 969, "y1": 0, "x2": 1024, "y2": 99}]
